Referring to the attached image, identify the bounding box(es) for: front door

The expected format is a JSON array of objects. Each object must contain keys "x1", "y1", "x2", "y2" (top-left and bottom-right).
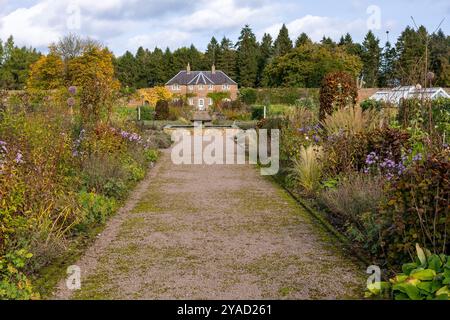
[{"x1": 198, "y1": 98, "x2": 205, "y2": 110}]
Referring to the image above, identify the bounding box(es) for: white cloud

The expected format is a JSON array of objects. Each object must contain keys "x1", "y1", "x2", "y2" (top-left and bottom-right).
[
  {"x1": 265, "y1": 15, "x2": 367, "y2": 42},
  {"x1": 127, "y1": 30, "x2": 192, "y2": 51}
]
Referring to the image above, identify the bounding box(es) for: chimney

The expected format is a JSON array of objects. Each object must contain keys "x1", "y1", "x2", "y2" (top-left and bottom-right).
[
  {"x1": 211, "y1": 64, "x2": 216, "y2": 74},
  {"x1": 187, "y1": 63, "x2": 191, "y2": 75}
]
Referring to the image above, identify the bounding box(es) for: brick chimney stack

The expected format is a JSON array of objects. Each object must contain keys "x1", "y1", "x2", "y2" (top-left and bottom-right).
[
  {"x1": 187, "y1": 63, "x2": 191, "y2": 75},
  {"x1": 211, "y1": 64, "x2": 216, "y2": 74}
]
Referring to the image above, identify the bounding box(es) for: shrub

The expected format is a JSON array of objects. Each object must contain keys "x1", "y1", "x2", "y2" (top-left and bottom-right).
[
  {"x1": 155, "y1": 100, "x2": 169, "y2": 120},
  {"x1": 76, "y1": 191, "x2": 117, "y2": 230},
  {"x1": 251, "y1": 105, "x2": 265, "y2": 120},
  {"x1": 367, "y1": 244, "x2": 450, "y2": 300},
  {"x1": 239, "y1": 88, "x2": 257, "y2": 105},
  {"x1": 319, "y1": 173, "x2": 385, "y2": 254},
  {"x1": 0, "y1": 249, "x2": 39, "y2": 300},
  {"x1": 144, "y1": 149, "x2": 159, "y2": 163},
  {"x1": 379, "y1": 150, "x2": 450, "y2": 265},
  {"x1": 289, "y1": 146, "x2": 323, "y2": 195},
  {"x1": 319, "y1": 71, "x2": 358, "y2": 121},
  {"x1": 140, "y1": 106, "x2": 155, "y2": 121},
  {"x1": 360, "y1": 99, "x2": 383, "y2": 112}
]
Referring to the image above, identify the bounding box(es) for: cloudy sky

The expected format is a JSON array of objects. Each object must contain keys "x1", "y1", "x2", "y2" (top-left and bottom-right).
[{"x1": 0, "y1": 0, "x2": 448, "y2": 55}]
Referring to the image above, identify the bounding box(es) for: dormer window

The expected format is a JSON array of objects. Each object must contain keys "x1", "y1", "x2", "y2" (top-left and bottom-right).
[{"x1": 208, "y1": 85, "x2": 214, "y2": 91}]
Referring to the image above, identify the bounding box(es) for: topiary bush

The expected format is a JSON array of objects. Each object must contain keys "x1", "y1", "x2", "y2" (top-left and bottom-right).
[
  {"x1": 155, "y1": 100, "x2": 169, "y2": 120},
  {"x1": 319, "y1": 71, "x2": 358, "y2": 121}
]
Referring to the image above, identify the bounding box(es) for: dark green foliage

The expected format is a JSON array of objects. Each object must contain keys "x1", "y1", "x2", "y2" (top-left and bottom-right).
[
  {"x1": 235, "y1": 25, "x2": 260, "y2": 88},
  {"x1": 155, "y1": 100, "x2": 169, "y2": 120},
  {"x1": 380, "y1": 150, "x2": 450, "y2": 265},
  {"x1": 319, "y1": 71, "x2": 358, "y2": 120},
  {"x1": 0, "y1": 36, "x2": 41, "y2": 90},
  {"x1": 251, "y1": 105, "x2": 265, "y2": 120},
  {"x1": 265, "y1": 44, "x2": 362, "y2": 88},
  {"x1": 360, "y1": 99, "x2": 383, "y2": 112},
  {"x1": 239, "y1": 88, "x2": 257, "y2": 105},
  {"x1": 273, "y1": 24, "x2": 293, "y2": 57},
  {"x1": 361, "y1": 31, "x2": 381, "y2": 87}
]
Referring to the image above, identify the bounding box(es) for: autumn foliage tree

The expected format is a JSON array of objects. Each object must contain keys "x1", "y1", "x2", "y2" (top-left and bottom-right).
[
  {"x1": 319, "y1": 71, "x2": 358, "y2": 120},
  {"x1": 27, "y1": 53, "x2": 65, "y2": 90},
  {"x1": 68, "y1": 47, "x2": 119, "y2": 125},
  {"x1": 27, "y1": 37, "x2": 119, "y2": 126}
]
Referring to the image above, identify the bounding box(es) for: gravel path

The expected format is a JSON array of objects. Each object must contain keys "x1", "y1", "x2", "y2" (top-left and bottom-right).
[{"x1": 54, "y1": 140, "x2": 366, "y2": 300}]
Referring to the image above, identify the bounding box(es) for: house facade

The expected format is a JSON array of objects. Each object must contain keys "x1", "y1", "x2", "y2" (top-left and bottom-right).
[{"x1": 165, "y1": 64, "x2": 238, "y2": 110}]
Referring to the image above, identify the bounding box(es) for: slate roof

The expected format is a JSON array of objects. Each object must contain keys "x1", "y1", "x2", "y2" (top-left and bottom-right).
[{"x1": 166, "y1": 71, "x2": 237, "y2": 86}]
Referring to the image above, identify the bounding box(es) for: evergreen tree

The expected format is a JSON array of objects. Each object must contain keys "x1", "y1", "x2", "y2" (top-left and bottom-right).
[
  {"x1": 395, "y1": 26, "x2": 428, "y2": 85},
  {"x1": 205, "y1": 37, "x2": 221, "y2": 67},
  {"x1": 361, "y1": 30, "x2": 381, "y2": 87},
  {"x1": 163, "y1": 47, "x2": 174, "y2": 81},
  {"x1": 257, "y1": 33, "x2": 274, "y2": 86},
  {"x1": 235, "y1": 25, "x2": 260, "y2": 87},
  {"x1": 379, "y1": 41, "x2": 397, "y2": 87},
  {"x1": 115, "y1": 50, "x2": 138, "y2": 88},
  {"x1": 321, "y1": 36, "x2": 336, "y2": 47},
  {"x1": 274, "y1": 24, "x2": 293, "y2": 56},
  {"x1": 295, "y1": 33, "x2": 312, "y2": 47},
  {"x1": 217, "y1": 37, "x2": 236, "y2": 79},
  {"x1": 429, "y1": 29, "x2": 450, "y2": 87}
]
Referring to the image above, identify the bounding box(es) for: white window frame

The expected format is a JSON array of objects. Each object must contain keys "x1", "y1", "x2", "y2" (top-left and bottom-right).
[
  {"x1": 222, "y1": 84, "x2": 230, "y2": 91},
  {"x1": 198, "y1": 85, "x2": 204, "y2": 90},
  {"x1": 208, "y1": 84, "x2": 214, "y2": 91},
  {"x1": 209, "y1": 98, "x2": 213, "y2": 106},
  {"x1": 172, "y1": 84, "x2": 180, "y2": 91},
  {"x1": 188, "y1": 85, "x2": 194, "y2": 91},
  {"x1": 198, "y1": 98, "x2": 205, "y2": 110},
  {"x1": 188, "y1": 98, "x2": 194, "y2": 106}
]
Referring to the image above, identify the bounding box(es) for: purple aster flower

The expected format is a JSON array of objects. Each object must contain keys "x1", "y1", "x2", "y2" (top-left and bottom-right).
[
  {"x1": 68, "y1": 86, "x2": 77, "y2": 95},
  {"x1": 15, "y1": 152, "x2": 24, "y2": 164}
]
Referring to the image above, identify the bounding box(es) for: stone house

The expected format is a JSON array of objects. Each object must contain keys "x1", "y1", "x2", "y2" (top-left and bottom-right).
[{"x1": 165, "y1": 64, "x2": 238, "y2": 110}]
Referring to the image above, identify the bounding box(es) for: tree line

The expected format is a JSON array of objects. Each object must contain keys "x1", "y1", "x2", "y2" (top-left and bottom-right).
[{"x1": 0, "y1": 24, "x2": 448, "y2": 90}]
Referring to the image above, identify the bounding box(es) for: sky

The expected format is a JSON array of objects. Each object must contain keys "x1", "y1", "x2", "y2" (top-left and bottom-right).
[{"x1": 0, "y1": 0, "x2": 448, "y2": 55}]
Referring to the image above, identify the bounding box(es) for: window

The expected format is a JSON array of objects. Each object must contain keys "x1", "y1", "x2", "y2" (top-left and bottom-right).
[
  {"x1": 222, "y1": 84, "x2": 230, "y2": 91},
  {"x1": 188, "y1": 85, "x2": 194, "y2": 91},
  {"x1": 198, "y1": 85, "x2": 204, "y2": 90},
  {"x1": 188, "y1": 98, "x2": 194, "y2": 106},
  {"x1": 209, "y1": 98, "x2": 213, "y2": 106},
  {"x1": 172, "y1": 84, "x2": 180, "y2": 91},
  {"x1": 208, "y1": 85, "x2": 214, "y2": 91}
]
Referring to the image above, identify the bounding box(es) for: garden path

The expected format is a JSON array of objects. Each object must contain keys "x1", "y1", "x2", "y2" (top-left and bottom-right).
[{"x1": 54, "y1": 142, "x2": 366, "y2": 299}]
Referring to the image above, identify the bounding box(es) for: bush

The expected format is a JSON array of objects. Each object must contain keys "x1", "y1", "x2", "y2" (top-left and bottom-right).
[
  {"x1": 360, "y1": 99, "x2": 383, "y2": 112},
  {"x1": 239, "y1": 88, "x2": 257, "y2": 105},
  {"x1": 75, "y1": 191, "x2": 117, "y2": 231},
  {"x1": 251, "y1": 105, "x2": 265, "y2": 120},
  {"x1": 140, "y1": 106, "x2": 155, "y2": 121},
  {"x1": 0, "y1": 249, "x2": 39, "y2": 300},
  {"x1": 367, "y1": 244, "x2": 450, "y2": 300},
  {"x1": 380, "y1": 150, "x2": 450, "y2": 265},
  {"x1": 319, "y1": 71, "x2": 358, "y2": 121},
  {"x1": 319, "y1": 173, "x2": 385, "y2": 254},
  {"x1": 155, "y1": 100, "x2": 169, "y2": 120}
]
